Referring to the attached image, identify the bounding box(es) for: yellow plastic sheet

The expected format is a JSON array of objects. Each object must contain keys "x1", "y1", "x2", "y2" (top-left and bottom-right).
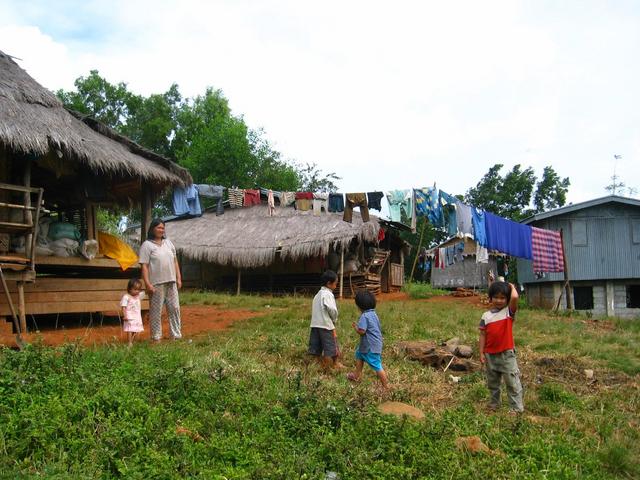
[{"x1": 98, "y1": 232, "x2": 139, "y2": 271}]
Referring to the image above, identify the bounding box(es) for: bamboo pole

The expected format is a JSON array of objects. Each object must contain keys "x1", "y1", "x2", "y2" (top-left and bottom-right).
[
  {"x1": 339, "y1": 247, "x2": 344, "y2": 299},
  {"x1": 554, "y1": 229, "x2": 572, "y2": 311},
  {"x1": 560, "y1": 229, "x2": 572, "y2": 310},
  {"x1": 409, "y1": 217, "x2": 427, "y2": 283}
]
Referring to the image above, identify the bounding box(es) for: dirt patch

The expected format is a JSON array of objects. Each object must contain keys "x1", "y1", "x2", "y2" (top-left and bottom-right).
[
  {"x1": 0, "y1": 305, "x2": 261, "y2": 348},
  {"x1": 530, "y1": 354, "x2": 634, "y2": 389}
]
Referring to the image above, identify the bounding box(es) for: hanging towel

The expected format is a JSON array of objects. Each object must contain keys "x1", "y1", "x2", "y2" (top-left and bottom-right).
[
  {"x1": 313, "y1": 193, "x2": 328, "y2": 216},
  {"x1": 328, "y1": 193, "x2": 345, "y2": 212},
  {"x1": 471, "y1": 207, "x2": 487, "y2": 247},
  {"x1": 278, "y1": 191, "x2": 296, "y2": 207},
  {"x1": 439, "y1": 190, "x2": 457, "y2": 237},
  {"x1": 367, "y1": 191, "x2": 384, "y2": 211},
  {"x1": 267, "y1": 190, "x2": 276, "y2": 216},
  {"x1": 476, "y1": 244, "x2": 489, "y2": 264},
  {"x1": 295, "y1": 198, "x2": 312, "y2": 211},
  {"x1": 531, "y1": 227, "x2": 564, "y2": 272},
  {"x1": 455, "y1": 200, "x2": 473, "y2": 237},
  {"x1": 484, "y1": 212, "x2": 533, "y2": 259},
  {"x1": 228, "y1": 188, "x2": 244, "y2": 208},
  {"x1": 438, "y1": 247, "x2": 446, "y2": 269},
  {"x1": 243, "y1": 189, "x2": 261, "y2": 207},
  {"x1": 295, "y1": 192, "x2": 314, "y2": 200}
]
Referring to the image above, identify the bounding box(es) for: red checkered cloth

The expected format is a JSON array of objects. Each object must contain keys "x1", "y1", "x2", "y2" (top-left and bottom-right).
[{"x1": 531, "y1": 227, "x2": 564, "y2": 272}]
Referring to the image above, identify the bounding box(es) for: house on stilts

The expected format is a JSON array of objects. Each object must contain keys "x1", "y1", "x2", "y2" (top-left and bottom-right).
[
  {"x1": 0, "y1": 50, "x2": 191, "y2": 339},
  {"x1": 517, "y1": 195, "x2": 640, "y2": 318}
]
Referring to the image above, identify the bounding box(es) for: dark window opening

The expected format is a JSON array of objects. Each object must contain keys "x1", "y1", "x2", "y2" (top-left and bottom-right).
[
  {"x1": 626, "y1": 285, "x2": 640, "y2": 308},
  {"x1": 573, "y1": 286, "x2": 594, "y2": 310}
]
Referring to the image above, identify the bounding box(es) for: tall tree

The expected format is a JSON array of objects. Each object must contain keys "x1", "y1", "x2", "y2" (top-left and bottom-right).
[
  {"x1": 58, "y1": 73, "x2": 340, "y2": 195},
  {"x1": 56, "y1": 70, "x2": 139, "y2": 130},
  {"x1": 296, "y1": 162, "x2": 341, "y2": 193},
  {"x1": 466, "y1": 164, "x2": 569, "y2": 221},
  {"x1": 534, "y1": 166, "x2": 570, "y2": 212}
]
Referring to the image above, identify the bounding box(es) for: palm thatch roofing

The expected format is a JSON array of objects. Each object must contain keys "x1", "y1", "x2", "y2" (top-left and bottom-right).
[
  {"x1": 164, "y1": 206, "x2": 381, "y2": 269},
  {"x1": 0, "y1": 50, "x2": 191, "y2": 186}
]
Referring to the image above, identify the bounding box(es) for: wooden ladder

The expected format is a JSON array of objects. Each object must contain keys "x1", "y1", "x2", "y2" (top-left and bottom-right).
[{"x1": 0, "y1": 183, "x2": 44, "y2": 347}]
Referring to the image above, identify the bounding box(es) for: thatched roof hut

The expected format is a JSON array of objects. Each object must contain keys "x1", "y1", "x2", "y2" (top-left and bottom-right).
[
  {"x1": 0, "y1": 50, "x2": 191, "y2": 191},
  {"x1": 164, "y1": 206, "x2": 381, "y2": 269}
]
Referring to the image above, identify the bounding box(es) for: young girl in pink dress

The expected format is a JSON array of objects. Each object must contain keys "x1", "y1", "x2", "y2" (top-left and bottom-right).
[{"x1": 120, "y1": 278, "x2": 145, "y2": 346}]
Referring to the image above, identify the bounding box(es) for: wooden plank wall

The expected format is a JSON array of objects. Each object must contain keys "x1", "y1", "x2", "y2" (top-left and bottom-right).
[{"x1": 0, "y1": 278, "x2": 149, "y2": 316}]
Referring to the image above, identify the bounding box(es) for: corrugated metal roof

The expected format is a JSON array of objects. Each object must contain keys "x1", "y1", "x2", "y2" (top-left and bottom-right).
[{"x1": 521, "y1": 195, "x2": 640, "y2": 224}]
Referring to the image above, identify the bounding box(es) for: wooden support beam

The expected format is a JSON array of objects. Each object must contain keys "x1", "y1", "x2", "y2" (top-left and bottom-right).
[
  {"x1": 339, "y1": 247, "x2": 344, "y2": 299},
  {"x1": 17, "y1": 281, "x2": 26, "y2": 333},
  {"x1": 140, "y1": 182, "x2": 153, "y2": 245},
  {"x1": 236, "y1": 269, "x2": 241, "y2": 296},
  {"x1": 23, "y1": 157, "x2": 33, "y2": 259}
]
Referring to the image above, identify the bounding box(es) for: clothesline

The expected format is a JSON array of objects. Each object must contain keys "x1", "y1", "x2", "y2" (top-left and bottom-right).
[{"x1": 172, "y1": 183, "x2": 565, "y2": 273}]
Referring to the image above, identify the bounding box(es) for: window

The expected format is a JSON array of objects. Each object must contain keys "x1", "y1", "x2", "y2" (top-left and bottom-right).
[
  {"x1": 627, "y1": 285, "x2": 640, "y2": 308},
  {"x1": 632, "y1": 219, "x2": 640, "y2": 244},
  {"x1": 572, "y1": 220, "x2": 587, "y2": 246},
  {"x1": 573, "y1": 286, "x2": 594, "y2": 310}
]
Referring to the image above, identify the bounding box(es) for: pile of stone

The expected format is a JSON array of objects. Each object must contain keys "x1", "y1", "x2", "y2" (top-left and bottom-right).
[{"x1": 397, "y1": 337, "x2": 476, "y2": 372}]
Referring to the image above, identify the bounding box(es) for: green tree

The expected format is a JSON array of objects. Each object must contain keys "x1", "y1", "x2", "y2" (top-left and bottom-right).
[
  {"x1": 295, "y1": 162, "x2": 341, "y2": 193},
  {"x1": 466, "y1": 164, "x2": 568, "y2": 221},
  {"x1": 57, "y1": 73, "x2": 338, "y2": 195},
  {"x1": 56, "y1": 70, "x2": 139, "y2": 131},
  {"x1": 534, "y1": 166, "x2": 570, "y2": 212}
]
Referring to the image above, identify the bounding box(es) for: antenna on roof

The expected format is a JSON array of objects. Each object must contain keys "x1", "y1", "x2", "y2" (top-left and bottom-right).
[{"x1": 606, "y1": 154, "x2": 625, "y2": 196}]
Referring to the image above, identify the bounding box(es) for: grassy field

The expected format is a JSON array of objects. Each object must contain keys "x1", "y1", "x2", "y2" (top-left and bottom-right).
[{"x1": 0, "y1": 291, "x2": 638, "y2": 479}]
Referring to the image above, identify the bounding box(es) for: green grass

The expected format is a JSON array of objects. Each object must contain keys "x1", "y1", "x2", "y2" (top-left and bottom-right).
[
  {"x1": 402, "y1": 281, "x2": 449, "y2": 299},
  {"x1": 0, "y1": 292, "x2": 638, "y2": 478}
]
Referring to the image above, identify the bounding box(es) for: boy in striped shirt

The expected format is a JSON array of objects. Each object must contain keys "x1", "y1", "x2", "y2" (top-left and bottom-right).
[{"x1": 479, "y1": 276, "x2": 524, "y2": 413}]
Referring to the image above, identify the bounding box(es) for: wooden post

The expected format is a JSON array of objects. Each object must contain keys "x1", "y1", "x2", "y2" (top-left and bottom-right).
[
  {"x1": 339, "y1": 246, "x2": 344, "y2": 299},
  {"x1": 560, "y1": 229, "x2": 572, "y2": 310},
  {"x1": 23, "y1": 157, "x2": 33, "y2": 259},
  {"x1": 17, "y1": 281, "x2": 26, "y2": 334},
  {"x1": 236, "y1": 269, "x2": 241, "y2": 296},
  {"x1": 85, "y1": 202, "x2": 96, "y2": 240},
  {"x1": 140, "y1": 183, "x2": 153, "y2": 245}
]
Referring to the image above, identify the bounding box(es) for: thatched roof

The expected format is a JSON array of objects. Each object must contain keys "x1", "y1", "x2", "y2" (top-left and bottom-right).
[
  {"x1": 164, "y1": 206, "x2": 381, "y2": 269},
  {"x1": 0, "y1": 50, "x2": 191, "y2": 186}
]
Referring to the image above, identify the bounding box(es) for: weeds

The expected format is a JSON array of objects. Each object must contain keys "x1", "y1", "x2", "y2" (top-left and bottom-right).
[{"x1": 0, "y1": 291, "x2": 638, "y2": 478}]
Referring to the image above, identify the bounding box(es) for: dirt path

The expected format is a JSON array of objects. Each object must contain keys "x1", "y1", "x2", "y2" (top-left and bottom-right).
[{"x1": 0, "y1": 305, "x2": 261, "y2": 348}]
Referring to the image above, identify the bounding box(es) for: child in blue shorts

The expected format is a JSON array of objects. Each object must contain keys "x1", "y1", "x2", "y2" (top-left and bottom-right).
[{"x1": 347, "y1": 290, "x2": 389, "y2": 388}]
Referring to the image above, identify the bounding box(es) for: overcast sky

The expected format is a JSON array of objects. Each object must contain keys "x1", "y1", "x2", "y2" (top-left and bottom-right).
[{"x1": 1, "y1": 0, "x2": 639, "y2": 205}]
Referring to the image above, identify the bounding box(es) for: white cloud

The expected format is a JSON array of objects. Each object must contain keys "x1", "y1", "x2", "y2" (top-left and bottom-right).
[{"x1": 1, "y1": 0, "x2": 639, "y2": 203}]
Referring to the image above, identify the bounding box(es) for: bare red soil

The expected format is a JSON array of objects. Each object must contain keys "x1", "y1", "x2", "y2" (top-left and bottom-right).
[{"x1": 0, "y1": 305, "x2": 260, "y2": 348}]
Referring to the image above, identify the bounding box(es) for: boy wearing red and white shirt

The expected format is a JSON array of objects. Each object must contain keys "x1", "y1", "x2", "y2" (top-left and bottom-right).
[{"x1": 479, "y1": 276, "x2": 524, "y2": 413}]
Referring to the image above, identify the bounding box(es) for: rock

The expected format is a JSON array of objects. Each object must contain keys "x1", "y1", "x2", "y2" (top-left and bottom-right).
[
  {"x1": 444, "y1": 337, "x2": 460, "y2": 354},
  {"x1": 584, "y1": 369, "x2": 594, "y2": 380},
  {"x1": 455, "y1": 345, "x2": 473, "y2": 358},
  {"x1": 377, "y1": 401, "x2": 425, "y2": 420},
  {"x1": 455, "y1": 435, "x2": 492, "y2": 454},
  {"x1": 397, "y1": 340, "x2": 437, "y2": 357}
]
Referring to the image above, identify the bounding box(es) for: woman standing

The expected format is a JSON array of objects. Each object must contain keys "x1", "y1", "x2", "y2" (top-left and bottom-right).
[{"x1": 139, "y1": 219, "x2": 182, "y2": 341}]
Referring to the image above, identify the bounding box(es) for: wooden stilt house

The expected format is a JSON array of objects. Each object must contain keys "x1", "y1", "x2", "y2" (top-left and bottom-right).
[{"x1": 0, "y1": 50, "x2": 191, "y2": 337}]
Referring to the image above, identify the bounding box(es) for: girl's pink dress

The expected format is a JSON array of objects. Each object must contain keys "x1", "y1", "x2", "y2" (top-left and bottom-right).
[{"x1": 120, "y1": 292, "x2": 144, "y2": 333}]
